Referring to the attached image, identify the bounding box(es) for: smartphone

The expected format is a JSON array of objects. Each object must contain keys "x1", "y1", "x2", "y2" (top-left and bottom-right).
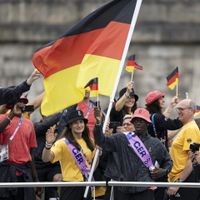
[{"x1": 22, "y1": 105, "x2": 35, "y2": 112}]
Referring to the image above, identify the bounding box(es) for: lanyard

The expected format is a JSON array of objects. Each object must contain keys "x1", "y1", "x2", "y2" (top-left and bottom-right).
[
  {"x1": 65, "y1": 138, "x2": 90, "y2": 180},
  {"x1": 126, "y1": 132, "x2": 155, "y2": 170},
  {"x1": 84, "y1": 102, "x2": 93, "y2": 119},
  {"x1": 9, "y1": 117, "x2": 23, "y2": 141}
]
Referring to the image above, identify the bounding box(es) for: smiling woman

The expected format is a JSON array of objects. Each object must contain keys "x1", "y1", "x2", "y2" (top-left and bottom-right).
[{"x1": 42, "y1": 109, "x2": 95, "y2": 200}]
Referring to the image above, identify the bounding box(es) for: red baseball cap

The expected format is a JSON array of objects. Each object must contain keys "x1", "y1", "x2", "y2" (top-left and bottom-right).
[
  {"x1": 131, "y1": 108, "x2": 151, "y2": 123},
  {"x1": 145, "y1": 90, "x2": 165, "y2": 105}
]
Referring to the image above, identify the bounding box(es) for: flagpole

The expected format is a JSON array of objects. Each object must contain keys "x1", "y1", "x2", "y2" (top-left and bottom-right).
[
  {"x1": 185, "y1": 92, "x2": 189, "y2": 99},
  {"x1": 131, "y1": 70, "x2": 135, "y2": 81},
  {"x1": 97, "y1": 94, "x2": 99, "y2": 108},
  {"x1": 176, "y1": 83, "x2": 179, "y2": 97},
  {"x1": 84, "y1": 0, "x2": 143, "y2": 198}
]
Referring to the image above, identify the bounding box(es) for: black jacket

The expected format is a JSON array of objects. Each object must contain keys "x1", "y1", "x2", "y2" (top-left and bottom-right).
[
  {"x1": 0, "y1": 81, "x2": 30, "y2": 105},
  {"x1": 33, "y1": 112, "x2": 62, "y2": 167},
  {"x1": 148, "y1": 113, "x2": 183, "y2": 150},
  {"x1": 0, "y1": 162, "x2": 35, "y2": 200},
  {"x1": 94, "y1": 125, "x2": 172, "y2": 194}
]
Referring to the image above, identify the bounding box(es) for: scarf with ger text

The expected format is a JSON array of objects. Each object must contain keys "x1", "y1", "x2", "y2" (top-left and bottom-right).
[
  {"x1": 125, "y1": 132, "x2": 155, "y2": 170},
  {"x1": 65, "y1": 138, "x2": 90, "y2": 180}
]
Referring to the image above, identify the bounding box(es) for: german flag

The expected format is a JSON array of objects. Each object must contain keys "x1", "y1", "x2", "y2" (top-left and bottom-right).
[
  {"x1": 32, "y1": 0, "x2": 140, "y2": 116},
  {"x1": 125, "y1": 54, "x2": 143, "y2": 72},
  {"x1": 84, "y1": 77, "x2": 98, "y2": 97},
  {"x1": 166, "y1": 67, "x2": 179, "y2": 90},
  {"x1": 195, "y1": 105, "x2": 200, "y2": 114}
]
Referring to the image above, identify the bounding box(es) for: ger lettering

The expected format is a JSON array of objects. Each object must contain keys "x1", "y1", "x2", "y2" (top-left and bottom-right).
[
  {"x1": 133, "y1": 141, "x2": 146, "y2": 157},
  {"x1": 72, "y1": 148, "x2": 83, "y2": 164}
]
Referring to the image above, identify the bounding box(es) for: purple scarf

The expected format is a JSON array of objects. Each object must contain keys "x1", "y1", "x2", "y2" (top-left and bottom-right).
[
  {"x1": 126, "y1": 132, "x2": 155, "y2": 171},
  {"x1": 65, "y1": 138, "x2": 90, "y2": 180}
]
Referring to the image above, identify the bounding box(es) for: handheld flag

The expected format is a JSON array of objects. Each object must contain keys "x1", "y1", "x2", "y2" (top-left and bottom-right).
[
  {"x1": 126, "y1": 54, "x2": 143, "y2": 72},
  {"x1": 195, "y1": 105, "x2": 200, "y2": 114},
  {"x1": 166, "y1": 67, "x2": 179, "y2": 90},
  {"x1": 32, "y1": 0, "x2": 140, "y2": 116},
  {"x1": 84, "y1": 78, "x2": 98, "y2": 97}
]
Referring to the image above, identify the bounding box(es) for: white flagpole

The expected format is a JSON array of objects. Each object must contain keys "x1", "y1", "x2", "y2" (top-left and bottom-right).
[
  {"x1": 176, "y1": 82, "x2": 179, "y2": 97},
  {"x1": 185, "y1": 92, "x2": 189, "y2": 99},
  {"x1": 131, "y1": 70, "x2": 135, "y2": 81},
  {"x1": 84, "y1": 0, "x2": 143, "y2": 198}
]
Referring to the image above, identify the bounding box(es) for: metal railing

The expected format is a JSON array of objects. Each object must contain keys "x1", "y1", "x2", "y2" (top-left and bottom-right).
[{"x1": 0, "y1": 181, "x2": 200, "y2": 188}]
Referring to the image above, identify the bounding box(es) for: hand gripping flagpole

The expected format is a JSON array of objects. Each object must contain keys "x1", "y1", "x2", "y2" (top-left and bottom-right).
[{"x1": 84, "y1": 0, "x2": 143, "y2": 198}]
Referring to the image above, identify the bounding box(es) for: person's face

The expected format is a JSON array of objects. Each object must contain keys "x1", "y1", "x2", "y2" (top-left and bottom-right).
[
  {"x1": 176, "y1": 107, "x2": 194, "y2": 124},
  {"x1": 158, "y1": 96, "x2": 165, "y2": 108},
  {"x1": 84, "y1": 90, "x2": 90, "y2": 100},
  {"x1": 124, "y1": 97, "x2": 136, "y2": 108},
  {"x1": 70, "y1": 119, "x2": 85, "y2": 135},
  {"x1": 122, "y1": 118, "x2": 135, "y2": 132},
  {"x1": 132, "y1": 118, "x2": 148, "y2": 134}
]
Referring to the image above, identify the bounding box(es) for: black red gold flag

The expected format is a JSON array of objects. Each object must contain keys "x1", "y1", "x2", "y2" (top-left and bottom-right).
[
  {"x1": 166, "y1": 67, "x2": 179, "y2": 90},
  {"x1": 32, "y1": 0, "x2": 140, "y2": 116},
  {"x1": 126, "y1": 54, "x2": 143, "y2": 72}
]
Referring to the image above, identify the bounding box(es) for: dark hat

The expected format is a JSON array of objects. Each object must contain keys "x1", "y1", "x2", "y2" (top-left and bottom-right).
[
  {"x1": 5, "y1": 97, "x2": 28, "y2": 109},
  {"x1": 66, "y1": 110, "x2": 88, "y2": 126},
  {"x1": 119, "y1": 87, "x2": 139, "y2": 101},
  {"x1": 18, "y1": 97, "x2": 29, "y2": 104}
]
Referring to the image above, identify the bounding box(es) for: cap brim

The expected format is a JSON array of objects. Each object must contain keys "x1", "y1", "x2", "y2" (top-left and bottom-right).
[
  {"x1": 66, "y1": 117, "x2": 88, "y2": 126},
  {"x1": 131, "y1": 116, "x2": 151, "y2": 123}
]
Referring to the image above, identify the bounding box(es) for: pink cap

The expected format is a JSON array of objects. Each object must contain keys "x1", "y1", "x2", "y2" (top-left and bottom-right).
[
  {"x1": 145, "y1": 90, "x2": 165, "y2": 105},
  {"x1": 131, "y1": 108, "x2": 151, "y2": 123}
]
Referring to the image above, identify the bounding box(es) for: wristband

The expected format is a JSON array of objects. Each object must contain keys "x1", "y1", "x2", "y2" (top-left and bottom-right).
[
  {"x1": 45, "y1": 141, "x2": 53, "y2": 149},
  {"x1": 45, "y1": 146, "x2": 51, "y2": 150},
  {"x1": 176, "y1": 178, "x2": 183, "y2": 182},
  {"x1": 96, "y1": 122, "x2": 101, "y2": 126}
]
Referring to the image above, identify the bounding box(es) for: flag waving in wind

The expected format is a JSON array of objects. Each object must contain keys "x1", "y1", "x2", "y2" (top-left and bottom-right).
[
  {"x1": 125, "y1": 54, "x2": 143, "y2": 72},
  {"x1": 84, "y1": 77, "x2": 98, "y2": 97},
  {"x1": 166, "y1": 67, "x2": 179, "y2": 90},
  {"x1": 32, "y1": 0, "x2": 141, "y2": 116}
]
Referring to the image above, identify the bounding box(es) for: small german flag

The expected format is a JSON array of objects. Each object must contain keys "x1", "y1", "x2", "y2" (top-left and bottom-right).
[
  {"x1": 84, "y1": 78, "x2": 98, "y2": 97},
  {"x1": 125, "y1": 55, "x2": 143, "y2": 72},
  {"x1": 166, "y1": 67, "x2": 179, "y2": 90},
  {"x1": 195, "y1": 105, "x2": 200, "y2": 114}
]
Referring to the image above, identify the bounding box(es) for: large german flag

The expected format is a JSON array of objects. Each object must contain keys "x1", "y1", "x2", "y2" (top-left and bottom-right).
[
  {"x1": 32, "y1": 0, "x2": 140, "y2": 116},
  {"x1": 166, "y1": 67, "x2": 179, "y2": 90}
]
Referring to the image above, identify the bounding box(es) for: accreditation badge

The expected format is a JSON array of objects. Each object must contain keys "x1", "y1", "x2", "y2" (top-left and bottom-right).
[{"x1": 0, "y1": 144, "x2": 9, "y2": 163}]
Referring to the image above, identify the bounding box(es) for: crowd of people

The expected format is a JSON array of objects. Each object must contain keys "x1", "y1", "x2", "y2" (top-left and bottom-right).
[{"x1": 0, "y1": 71, "x2": 200, "y2": 200}]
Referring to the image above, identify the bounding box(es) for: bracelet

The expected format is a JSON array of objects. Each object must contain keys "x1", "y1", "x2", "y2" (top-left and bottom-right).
[
  {"x1": 45, "y1": 141, "x2": 53, "y2": 149},
  {"x1": 96, "y1": 122, "x2": 101, "y2": 126},
  {"x1": 176, "y1": 178, "x2": 183, "y2": 182},
  {"x1": 45, "y1": 146, "x2": 51, "y2": 150}
]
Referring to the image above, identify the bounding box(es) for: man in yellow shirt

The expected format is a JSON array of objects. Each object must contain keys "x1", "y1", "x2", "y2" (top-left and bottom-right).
[{"x1": 167, "y1": 99, "x2": 200, "y2": 200}]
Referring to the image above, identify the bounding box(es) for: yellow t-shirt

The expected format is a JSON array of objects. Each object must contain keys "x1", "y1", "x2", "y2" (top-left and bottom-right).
[
  {"x1": 168, "y1": 120, "x2": 200, "y2": 182},
  {"x1": 51, "y1": 137, "x2": 94, "y2": 182}
]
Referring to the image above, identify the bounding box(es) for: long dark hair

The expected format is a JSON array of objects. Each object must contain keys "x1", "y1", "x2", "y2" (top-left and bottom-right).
[
  {"x1": 65, "y1": 122, "x2": 94, "y2": 151},
  {"x1": 123, "y1": 101, "x2": 137, "y2": 114},
  {"x1": 146, "y1": 100, "x2": 162, "y2": 114}
]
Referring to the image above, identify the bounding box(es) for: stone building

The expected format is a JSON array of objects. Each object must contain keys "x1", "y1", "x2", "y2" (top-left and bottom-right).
[{"x1": 0, "y1": 0, "x2": 199, "y2": 119}]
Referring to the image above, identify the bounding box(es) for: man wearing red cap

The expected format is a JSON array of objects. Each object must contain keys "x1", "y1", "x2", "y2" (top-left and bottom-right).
[
  {"x1": 94, "y1": 107, "x2": 172, "y2": 200},
  {"x1": 0, "y1": 98, "x2": 37, "y2": 200}
]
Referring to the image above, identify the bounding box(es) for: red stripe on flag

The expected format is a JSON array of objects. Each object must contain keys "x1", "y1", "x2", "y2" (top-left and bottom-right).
[{"x1": 33, "y1": 22, "x2": 130, "y2": 78}]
